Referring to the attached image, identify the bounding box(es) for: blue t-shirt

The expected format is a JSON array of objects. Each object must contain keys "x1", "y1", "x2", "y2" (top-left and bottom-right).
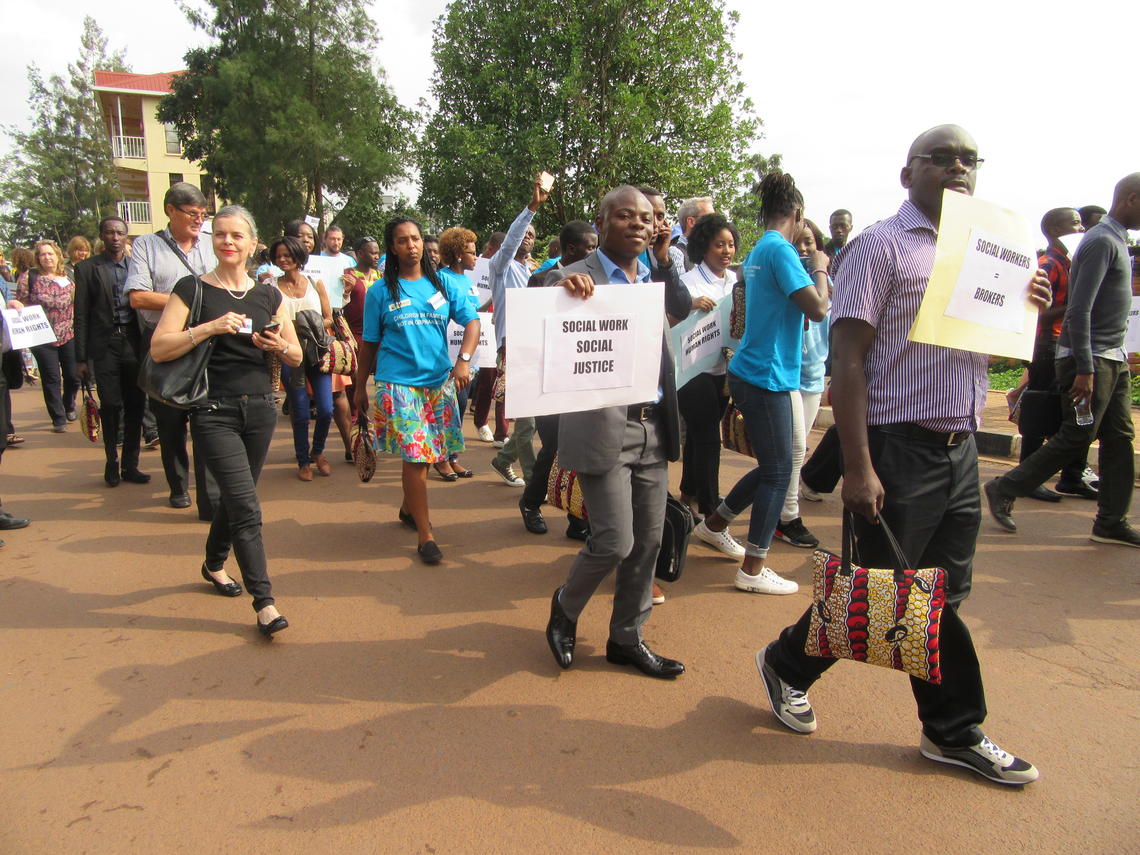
[
  {"x1": 534, "y1": 256, "x2": 560, "y2": 274},
  {"x1": 363, "y1": 274, "x2": 478, "y2": 387},
  {"x1": 728, "y1": 230, "x2": 813, "y2": 392},
  {"x1": 438, "y1": 268, "x2": 480, "y2": 314},
  {"x1": 800, "y1": 315, "x2": 830, "y2": 393}
]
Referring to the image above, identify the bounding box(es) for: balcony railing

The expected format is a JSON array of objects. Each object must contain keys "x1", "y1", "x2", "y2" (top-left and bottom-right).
[
  {"x1": 112, "y1": 135, "x2": 146, "y2": 159},
  {"x1": 118, "y1": 200, "x2": 151, "y2": 225}
]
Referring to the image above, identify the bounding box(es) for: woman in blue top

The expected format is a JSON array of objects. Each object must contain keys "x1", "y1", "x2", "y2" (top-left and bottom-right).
[
  {"x1": 353, "y1": 217, "x2": 480, "y2": 565},
  {"x1": 693, "y1": 173, "x2": 830, "y2": 596}
]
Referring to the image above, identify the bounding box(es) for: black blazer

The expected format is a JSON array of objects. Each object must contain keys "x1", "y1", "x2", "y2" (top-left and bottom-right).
[{"x1": 73, "y1": 254, "x2": 139, "y2": 363}]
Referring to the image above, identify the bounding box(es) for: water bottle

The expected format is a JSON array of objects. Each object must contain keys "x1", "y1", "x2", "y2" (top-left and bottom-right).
[{"x1": 1075, "y1": 397, "x2": 1094, "y2": 427}]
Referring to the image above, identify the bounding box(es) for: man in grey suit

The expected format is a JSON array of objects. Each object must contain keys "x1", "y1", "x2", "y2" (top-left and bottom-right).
[{"x1": 546, "y1": 185, "x2": 693, "y2": 679}]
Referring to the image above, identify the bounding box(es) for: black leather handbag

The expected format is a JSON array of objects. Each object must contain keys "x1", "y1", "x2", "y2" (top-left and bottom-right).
[{"x1": 137, "y1": 276, "x2": 214, "y2": 409}]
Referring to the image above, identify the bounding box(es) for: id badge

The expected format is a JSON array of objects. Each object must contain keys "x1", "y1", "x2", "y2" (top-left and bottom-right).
[
  {"x1": 427, "y1": 291, "x2": 446, "y2": 310},
  {"x1": 238, "y1": 317, "x2": 253, "y2": 335}
]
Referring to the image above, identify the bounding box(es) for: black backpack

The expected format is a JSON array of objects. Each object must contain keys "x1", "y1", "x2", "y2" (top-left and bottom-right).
[{"x1": 655, "y1": 494, "x2": 695, "y2": 583}]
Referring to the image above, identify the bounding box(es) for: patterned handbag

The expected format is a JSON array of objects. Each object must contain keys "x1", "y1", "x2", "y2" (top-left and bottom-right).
[
  {"x1": 351, "y1": 410, "x2": 376, "y2": 482},
  {"x1": 728, "y1": 277, "x2": 746, "y2": 340},
  {"x1": 491, "y1": 348, "x2": 506, "y2": 404},
  {"x1": 805, "y1": 511, "x2": 947, "y2": 683},
  {"x1": 546, "y1": 453, "x2": 588, "y2": 520},
  {"x1": 318, "y1": 312, "x2": 358, "y2": 376},
  {"x1": 720, "y1": 401, "x2": 754, "y2": 457},
  {"x1": 79, "y1": 380, "x2": 100, "y2": 443}
]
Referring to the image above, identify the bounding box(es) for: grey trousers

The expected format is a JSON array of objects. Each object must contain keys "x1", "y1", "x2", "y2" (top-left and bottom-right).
[{"x1": 557, "y1": 417, "x2": 667, "y2": 644}]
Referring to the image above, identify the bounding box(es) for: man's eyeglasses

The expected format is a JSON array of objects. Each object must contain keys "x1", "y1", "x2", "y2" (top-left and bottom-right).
[
  {"x1": 911, "y1": 152, "x2": 984, "y2": 169},
  {"x1": 175, "y1": 206, "x2": 208, "y2": 222}
]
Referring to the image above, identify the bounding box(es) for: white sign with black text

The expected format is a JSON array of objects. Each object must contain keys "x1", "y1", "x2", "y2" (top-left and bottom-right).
[
  {"x1": 2, "y1": 305, "x2": 58, "y2": 350},
  {"x1": 446, "y1": 312, "x2": 495, "y2": 369}
]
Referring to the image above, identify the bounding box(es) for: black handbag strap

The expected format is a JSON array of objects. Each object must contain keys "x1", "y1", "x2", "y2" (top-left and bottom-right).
[
  {"x1": 157, "y1": 229, "x2": 201, "y2": 279},
  {"x1": 156, "y1": 230, "x2": 207, "y2": 332},
  {"x1": 841, "y1": 509, "x2": 912, "y2": 577}
]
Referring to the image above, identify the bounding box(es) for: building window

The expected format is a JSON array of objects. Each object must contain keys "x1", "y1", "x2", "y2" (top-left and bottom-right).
[
  {"x1": 168, "y1": 173, "x2": 184, "y2": 187},
  {"x1": 164, "y1": 123, "x2": 181, "y2": 155}
]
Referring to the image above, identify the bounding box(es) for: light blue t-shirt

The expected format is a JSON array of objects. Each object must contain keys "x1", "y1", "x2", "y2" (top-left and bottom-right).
[
  {"x1": 438, "y1": 268, "x2": 480, "y2": 314},
  {"x1": 728, "y1": 230, "x2": 813, "y2": 392},
  {"x1": 534, "y1": 255, "x2": 560, "y2": 274},
  {"x1": 800, "y1": 315, "x2": 830, "y2": 394},
  {"x1": 363, "y1": 274, "x2": 478, "y2": 388}
]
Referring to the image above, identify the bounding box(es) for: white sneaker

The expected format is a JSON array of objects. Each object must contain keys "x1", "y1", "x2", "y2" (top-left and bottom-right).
[
  {"x1": 693, "y1": 520, "x2": 746, "y2": 559},
  {"x1": 477, "y1": 425, "x2": 494, "y2": 442},
  {"x1": 735, "y1": 567, "x2": 798, "y2": 595},
  {"x1": 799, "y1": 479, "x2": 822, "y2": 502},
  {"x1": 492, "y1": 439, "x2": 505, "y2": 448}
]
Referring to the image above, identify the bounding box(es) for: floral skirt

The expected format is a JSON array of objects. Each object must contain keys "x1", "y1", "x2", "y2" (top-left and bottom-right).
[{"x1": 372, "y1": 379, "x2": 464, "y2": 463}]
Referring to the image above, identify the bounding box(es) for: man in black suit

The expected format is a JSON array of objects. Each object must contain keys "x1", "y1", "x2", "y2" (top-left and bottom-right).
[{"x1": 74, "y1": 217, "x2": 150, "y2": 487}]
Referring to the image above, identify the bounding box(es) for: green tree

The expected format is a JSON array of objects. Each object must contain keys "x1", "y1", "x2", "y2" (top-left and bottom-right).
[
  {"x1": 417, "y1": 0, "x2": 761, "y2": 239},
  {"x1": 725, "y1": 152, "x2": 782, "y2": 253},
  {"x1": 158, "y1": 0, "x2": 415, "y2": 238},
  {"x1": 0, "y1": 17, "x2": 128, "y2": 247},
  {"x1": 332, "y1": 194, "x2": 435, "y2": 248}
]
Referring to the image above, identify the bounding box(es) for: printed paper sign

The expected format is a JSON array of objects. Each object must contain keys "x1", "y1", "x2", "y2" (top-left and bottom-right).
[
  {"x1": 2, "y1": 305, "x2": 58, "y2": 349},
  {"x1": 466, "y1": 257, "x2": 492, "y2": 307},
  {"x1": 447, "y1": 312, "x2": 495, "y2": 368},
  {"x1": 670, "y1": 297, "x2": 729, "y2": 389},
  {"x1": 908, "y1": 191, "x2": 1038, "y2": 360},
  {"x1": 542, "y1": 314, "x2": 637, "y2": 393},
  {"x1": 942, "y1": 226, "x2": 1035, "y2": 334},
  {"x1": 1125, "y1": 296, "x2": 1140, "y2": 355},
  {"x1": 304, "y1": 215, "x2": 320, "y2": 230},
  {"x1": 504, "y1": 283, "x2": 664, "y2": 418},
  {"x1": 302, "y1": 255, "x2": 352, "y2": 309}
]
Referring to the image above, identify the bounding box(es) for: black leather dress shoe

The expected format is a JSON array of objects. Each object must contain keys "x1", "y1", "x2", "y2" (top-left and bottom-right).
[
  {"x1": 565, "y1": 518, "x2": 590, "y2": 541},
  {"x1": 605, "y1": 640, "x2": 685, "y2": 679},
  {"x1": 104, "y1": 461, "x2": 120, "y2": 487},
  {"x1": 546, "y1": 587, "x2": 576, "y2": 669},
  {"x1": 520, "y1": 500, "x2": 548, "y2": 534},
  {"x1": 121, "y1": 468, "x2": 151, "y2": 484},
  {"x1": 1056, "y1": 480, "x2": 1097, "y2": 499},
  {"x1": 1028, "y1": 485, "x2": 1062, "y2": 502},
  {"x1": 0, "y1": 511, "x2": 31, "y2": 530},
  {"x1": 201, "y1": 564, "x2": 242, "y2": 597},
  {"x1": 169, "y1": 493, "x2": 192, "y2": 509}
]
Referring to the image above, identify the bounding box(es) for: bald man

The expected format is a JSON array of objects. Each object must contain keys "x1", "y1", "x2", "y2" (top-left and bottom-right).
[
  {"x1": 987, "y1": 174, "x2": 1140, "y2": 548},
  {"x1": 759, "y1": 125, "x2": 1053, "y2": 785}
]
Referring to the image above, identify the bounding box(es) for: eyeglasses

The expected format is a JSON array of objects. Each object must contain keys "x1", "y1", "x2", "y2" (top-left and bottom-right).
[
  {"x1": 911, "y1": 152, "x2": 984, "y2": 169},
  {"x1": 175, "y1": 206, "x2": 208, "y2": 222}
]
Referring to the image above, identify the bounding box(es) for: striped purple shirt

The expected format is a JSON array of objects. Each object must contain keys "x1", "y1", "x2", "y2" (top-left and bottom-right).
[{"x1": 832, "y1": 200, "x2": 987, "y2": 433}]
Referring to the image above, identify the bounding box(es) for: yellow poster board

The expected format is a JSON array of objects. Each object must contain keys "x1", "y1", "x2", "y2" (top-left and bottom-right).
[{"x1": 908, "y1": 191, "x2": 1038, "y2": 360}]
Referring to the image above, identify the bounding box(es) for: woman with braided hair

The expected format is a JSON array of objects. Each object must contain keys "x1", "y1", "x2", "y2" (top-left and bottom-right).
[{"x1": 691, "y1": 172, "x2": 831, "y2": 595}]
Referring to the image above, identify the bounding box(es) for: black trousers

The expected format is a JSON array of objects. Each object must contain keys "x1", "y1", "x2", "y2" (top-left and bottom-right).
[
  {"x1": 191, "y1": 394, "x2": 277, "y2": 611},
  {"x1": 1018, "y1": 336, "x2": 1085, "y2": 482},
  {"x1": 801, "y1": 424, "x2": 843, "y2": 493},
  {"x1": 30, "y1": 339, "x2": 79, "y2": 427},
  {"x1": 677, "y1": 371, "x2": 729, "y2": 515},
  {"x1": 522, "y1": 413, "x2": 561, "y2": 510},
  {"x1": 142, "y1": 327, "x2": 218, "y2": 518},
  {"x1": 768, "y1": 429, "x2": 987, "y2": 748},
  {"x1": 92, "y1": 332, "x2": 146, "y2": 471}
]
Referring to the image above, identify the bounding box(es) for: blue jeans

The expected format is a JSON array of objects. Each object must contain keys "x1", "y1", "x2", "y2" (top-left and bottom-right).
[
  {"x1": 719, "y1": 375, "x2": 793, "y2": 557},
  {"x1": 282, "y1": 363, "x2": 333, "y2": 465}
]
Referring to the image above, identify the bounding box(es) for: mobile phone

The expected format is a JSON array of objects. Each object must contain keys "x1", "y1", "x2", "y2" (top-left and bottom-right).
[
  {"x1": 258, "y1": 321, "x2": 281, "y2": 334},
  {"x1": 539, "y1": 171, "x2": 555, "y2": 192}
]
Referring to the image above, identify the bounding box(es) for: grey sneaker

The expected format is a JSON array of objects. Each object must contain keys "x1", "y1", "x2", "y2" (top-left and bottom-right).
[
  {"x1": 919, "y1": 734, "x2": 1038, "y2": 785},
  {"x1": 755, "y1": 644, "x2": 816, "y2": 733},
  {"x1": 491, "y1": 458, "x2": 525, "y2": 487}
]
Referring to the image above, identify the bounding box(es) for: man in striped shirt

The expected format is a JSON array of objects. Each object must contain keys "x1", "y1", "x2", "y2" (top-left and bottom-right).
[{"x1": 756, "y1": 124, "x2": 1053, "y2": 786}]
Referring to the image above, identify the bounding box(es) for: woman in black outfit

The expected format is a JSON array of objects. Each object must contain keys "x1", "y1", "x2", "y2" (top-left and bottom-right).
[{"x1": 150, "y1": 205, "x2": 302, "y2": 637}]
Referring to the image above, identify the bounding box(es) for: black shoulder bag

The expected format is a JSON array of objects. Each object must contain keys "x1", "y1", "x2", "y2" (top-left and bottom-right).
[{"x1": 137, "y1": 274, "x2": 215, "y2": 409}]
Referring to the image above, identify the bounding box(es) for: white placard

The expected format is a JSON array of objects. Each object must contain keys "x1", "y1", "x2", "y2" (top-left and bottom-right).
[
  {"x1": 302, "y1": 255, "x2": 352, "y2": 309},
  {"x1": 942, "y1": 225, "x2": 1036, "y2": 334},
  {"x1": 504, "y1": 283, "x2": 664, "y2": 418},
  {"x1": 542, "y1": 313, "x2": 637, "y2": 393},
  {"x1": 1125, "y1": 296, "x2": 1140, "y2": 354},
  {"x1": 304, "y1": 215, "x2": 320, "y2": 230},
  {"x1": 446, "y1": 311, "x2": 495, "y2": 368},
  {"x1": 2, "y1": 305, "x2": 58, "y2": 349},
  {"x1": 670, "y1": 297, "x2": 730, "y2": 389},
  {"x1": 1058, "y1": 232, "x2": 1083, "y2": 259},
  {"x1": 466, "y1": 257, "x2": 492, "y2": 307}
]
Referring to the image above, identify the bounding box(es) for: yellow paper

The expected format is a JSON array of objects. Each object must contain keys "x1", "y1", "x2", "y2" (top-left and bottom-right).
[{"x1": 908, "y1": 191, "x2": 1038, "y2": 360}]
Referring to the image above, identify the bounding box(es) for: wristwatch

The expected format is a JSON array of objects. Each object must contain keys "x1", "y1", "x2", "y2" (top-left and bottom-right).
[{"x1": 458, "y1": 352, "x2": 472, "y2": 363}]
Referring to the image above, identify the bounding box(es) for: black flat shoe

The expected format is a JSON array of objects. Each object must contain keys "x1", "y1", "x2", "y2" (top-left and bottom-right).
[
  {"x1": 258, "y1": 615, "x2": 289, "y2": 637},
  {"x1": 433, "y1": 463, "x2": 459, "y2": 482},
  {"x1": 452, "y1": 464, "x2": 474, "y2": 478},
  {"x1": 104, "y1": 461, "x2": 120, "y2": 487},
  {"x1": 605, "y1": 640, "x2": 685, "y2": 679},
  {"x1": 169, "y1": 493, "x2": 192, "y2": 509},
  {"x1": 121, "y1": 468, "x2": 151, "y2": 484},
  {"x1": 201, "y1": 564, "x2": 242, "y2": 597},
  {"x1": 399, "y1": 507, "x2": 417, "y2": 529},
  {"x1": 417, "y1": 540, "x2": 443, "y2": 564}
]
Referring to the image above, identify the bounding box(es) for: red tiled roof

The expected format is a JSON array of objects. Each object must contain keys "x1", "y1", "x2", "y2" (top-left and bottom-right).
[{"x1": 93, "y1": 70, "x2": 182, "y2": 94}]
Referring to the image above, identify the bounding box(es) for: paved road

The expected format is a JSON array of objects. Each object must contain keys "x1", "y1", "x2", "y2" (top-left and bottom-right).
[{"x1": 1, "y1": 385, "x2": 1136, "y2": 853}]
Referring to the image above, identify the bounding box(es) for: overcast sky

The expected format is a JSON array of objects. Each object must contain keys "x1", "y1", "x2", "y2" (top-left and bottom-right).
[{"x1": 5, "y1": 0, "x2": 1137, "y2": 239}]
